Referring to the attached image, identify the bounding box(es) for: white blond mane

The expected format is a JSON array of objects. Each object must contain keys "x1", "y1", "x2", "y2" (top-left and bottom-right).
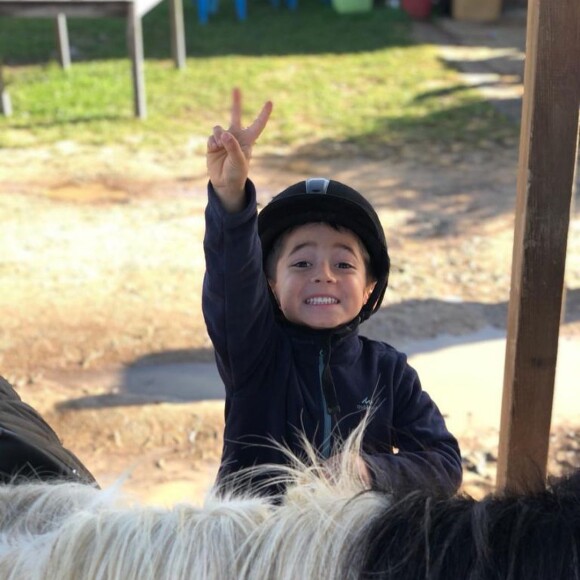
[{"x1": 0, "y1": 419, "x2": 389, "y2": 580}]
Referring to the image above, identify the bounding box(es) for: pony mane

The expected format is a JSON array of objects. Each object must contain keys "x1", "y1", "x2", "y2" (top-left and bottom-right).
[
  {"x1": 219, "y1": 407, "x2": 378, "y2": 499},
  {"x1": 0, "y1": 417, "x2": 387, "y2": 580},
  {"x1": 0, "y1": 481, "x2": 273, "y2": 580},
  {"x1": 4, "y1": 415, "x2": 580, "y2": 579},
  {"x1": 235, "y1": 415, "x2": 392, "y2": 580},
  {"x1": 348, "y1": 469, "x2": 580, "y2": 580}
]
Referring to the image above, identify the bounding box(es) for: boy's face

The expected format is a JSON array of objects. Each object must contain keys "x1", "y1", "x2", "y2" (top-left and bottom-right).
[{"x1": 268, "y1": 223, "x2": 376, "y2": 329}]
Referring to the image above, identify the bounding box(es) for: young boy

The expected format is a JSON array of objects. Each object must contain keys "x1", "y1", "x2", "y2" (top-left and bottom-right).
[{"x1": 203, "y1": 89, "x2": 462, "y2": 495}]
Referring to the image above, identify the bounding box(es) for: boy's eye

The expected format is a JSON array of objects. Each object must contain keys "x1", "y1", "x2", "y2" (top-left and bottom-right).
[
  {"x1": 291, "y1": 261, "x2": 311, "y2": 268},
  {"x1": 337, "y1": 262, "x2": 354, "y2": 269}
]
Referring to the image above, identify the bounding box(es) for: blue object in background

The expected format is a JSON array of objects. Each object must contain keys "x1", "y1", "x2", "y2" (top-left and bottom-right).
[{"x1": 196, "y1": 0, "x2": 298, "y2": 24}]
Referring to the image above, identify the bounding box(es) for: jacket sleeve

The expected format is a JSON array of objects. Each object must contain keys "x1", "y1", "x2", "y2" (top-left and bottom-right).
[
  {"x1": 202, "y1": 180, "x2": 277, "y2": 394},
  {"x1": 364, "y1": 359, "x2": 463, "y2": 497}
]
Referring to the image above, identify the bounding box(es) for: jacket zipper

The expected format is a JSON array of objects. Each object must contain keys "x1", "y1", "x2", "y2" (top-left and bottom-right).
[{"x1": 319, "y1": 348, "x2": 332, "y2": 459}]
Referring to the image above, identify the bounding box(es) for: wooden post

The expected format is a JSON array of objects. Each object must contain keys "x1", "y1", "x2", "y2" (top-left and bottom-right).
[{"x1": 496, "y1": 0, "x2": 580, "y2": 493}]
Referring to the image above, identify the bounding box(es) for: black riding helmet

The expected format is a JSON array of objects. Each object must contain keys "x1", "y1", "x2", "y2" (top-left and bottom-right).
[{"x1": 257, "y1": 178, "x2": 390, "y2": 323}]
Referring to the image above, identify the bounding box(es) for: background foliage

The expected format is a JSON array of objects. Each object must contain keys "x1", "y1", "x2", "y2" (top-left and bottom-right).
[{"x1": 0, "y1": 2, "x2": 516, "y2": 153}]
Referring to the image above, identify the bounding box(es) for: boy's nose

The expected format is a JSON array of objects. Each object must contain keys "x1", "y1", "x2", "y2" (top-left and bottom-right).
[{"x1": 312, "y1": 263, "x2": 335, "y2": 283}]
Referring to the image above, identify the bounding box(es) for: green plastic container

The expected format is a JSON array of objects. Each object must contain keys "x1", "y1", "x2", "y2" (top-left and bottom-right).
[{"x1": 332, "y1": 0, "x2": 372, "y2": 14}]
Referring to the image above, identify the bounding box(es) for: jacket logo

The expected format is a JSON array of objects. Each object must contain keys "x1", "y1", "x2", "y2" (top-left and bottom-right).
[{"x1": 357, "y1": 397, "x2": 372, "y2": 412}]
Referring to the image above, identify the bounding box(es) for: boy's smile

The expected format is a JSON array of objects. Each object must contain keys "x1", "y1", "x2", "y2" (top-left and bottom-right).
[{"x1": 268, "y1": 223, "x2": 376, "y2": 329}]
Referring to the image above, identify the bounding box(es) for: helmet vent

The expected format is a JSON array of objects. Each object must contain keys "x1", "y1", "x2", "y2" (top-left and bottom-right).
[{"x1": 305, "y1": 178, "x2": 330, "y2": 194}]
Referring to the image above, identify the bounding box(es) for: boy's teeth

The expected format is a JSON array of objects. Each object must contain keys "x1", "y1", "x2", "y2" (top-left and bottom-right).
[{"x1": 306, "y1": 297, "x2": 338, "y2": 305}]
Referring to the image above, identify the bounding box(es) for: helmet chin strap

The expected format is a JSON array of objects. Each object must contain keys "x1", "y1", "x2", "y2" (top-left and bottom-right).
[{"x1": 360, "y1": 273, "x2": 388, "y2": 321}]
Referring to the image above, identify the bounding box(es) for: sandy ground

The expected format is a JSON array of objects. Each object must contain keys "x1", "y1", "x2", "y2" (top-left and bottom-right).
[
  {"x1": 2, "y1": 12, "x2": 579, "y2": 503},
  {"x1": 2, "y1": 138, "x2": 579, "y2": 504}
]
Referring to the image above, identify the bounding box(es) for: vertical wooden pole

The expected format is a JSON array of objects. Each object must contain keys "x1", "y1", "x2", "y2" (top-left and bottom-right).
[{"x1": 496, "y1": 0, "x2": 580, "y2": 493}]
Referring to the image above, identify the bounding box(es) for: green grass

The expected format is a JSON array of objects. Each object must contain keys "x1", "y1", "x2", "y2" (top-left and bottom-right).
[{"x1": 0, "y1": 1, "x2": 517, "y2": 154}]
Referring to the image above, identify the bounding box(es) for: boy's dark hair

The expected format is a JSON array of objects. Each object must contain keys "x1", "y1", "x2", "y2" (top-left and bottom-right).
[{"x1": 258, "y1": 178, "x2": 390, "y2": 322}]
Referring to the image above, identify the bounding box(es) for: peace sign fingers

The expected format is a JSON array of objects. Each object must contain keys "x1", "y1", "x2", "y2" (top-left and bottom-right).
[{"x1": 228, "y1": 88, "x2": 273, "y2": 152}]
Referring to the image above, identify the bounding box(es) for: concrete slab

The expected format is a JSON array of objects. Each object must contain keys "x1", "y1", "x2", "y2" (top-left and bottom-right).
[{"x1": 406, "y1": 330, "x2": 580, "y2": 437}]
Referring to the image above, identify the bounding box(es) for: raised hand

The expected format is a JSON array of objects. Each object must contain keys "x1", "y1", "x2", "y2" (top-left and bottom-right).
[{"x1": 207, "y1": 88, "x2": 273, "y2": 212}]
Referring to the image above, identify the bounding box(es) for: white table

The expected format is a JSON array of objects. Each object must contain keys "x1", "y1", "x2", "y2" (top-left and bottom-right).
[{"x1": 0, "y1": 0, "x2": 186, "y2": 118}]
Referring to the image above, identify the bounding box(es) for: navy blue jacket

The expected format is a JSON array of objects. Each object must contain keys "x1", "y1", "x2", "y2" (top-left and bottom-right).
[{"x1": 203, "y1": 181, "x2": 462, "y2": 495}]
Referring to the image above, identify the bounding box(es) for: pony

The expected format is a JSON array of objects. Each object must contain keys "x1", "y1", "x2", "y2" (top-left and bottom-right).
[
  {"x1": 346, "y1": 469, "x2": 580, "y2": 580},
  {"x1": 0, "y1": 481, "x2": 273, "y2": 580},
  {"x1": 1, "y1": 419, "x2": 580, "y2": 580},
  {"x1": 0, "y1": 424, "x2": 389, "y2": 580}
]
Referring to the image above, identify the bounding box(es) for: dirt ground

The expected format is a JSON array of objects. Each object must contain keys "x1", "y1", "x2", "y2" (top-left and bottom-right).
[
  {"x1": 5, "y1": 9, "x2": 580, "y2": 495},
  {"x1": 2, "y1": 135, "x2": 579, "y2": 504}
]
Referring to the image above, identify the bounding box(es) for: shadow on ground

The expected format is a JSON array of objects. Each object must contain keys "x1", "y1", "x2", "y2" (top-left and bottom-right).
[
  {"x1": 57, "y1": 288, "x2": 580, "y2": 409},
  {"x1": 263, "y1": 144, "x2": 525, "y2": 240}
]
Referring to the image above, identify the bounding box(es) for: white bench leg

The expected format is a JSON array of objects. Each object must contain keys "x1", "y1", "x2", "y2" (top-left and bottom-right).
[
  {"x1": 169, "y1": 0, "x2": 186, "y2": 69},
  {"x1": 127, "y1": 4, "x2": 146, "y2": 119},
  {"x1": 55, "y1": 13, "x2": 71, "y2": 69}
]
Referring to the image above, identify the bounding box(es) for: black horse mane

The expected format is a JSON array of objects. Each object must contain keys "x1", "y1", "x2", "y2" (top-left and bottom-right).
[{"x1": 350, "y1": 469, "x2": 580, "y2": 580}]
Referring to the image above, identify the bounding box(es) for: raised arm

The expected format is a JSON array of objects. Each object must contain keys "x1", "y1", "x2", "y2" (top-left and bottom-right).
[{"x1": 207, "y1": 88, "x2": 273, "y2": 213}]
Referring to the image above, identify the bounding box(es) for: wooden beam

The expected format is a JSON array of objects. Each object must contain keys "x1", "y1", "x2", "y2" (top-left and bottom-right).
[{"x1": 496, "y1": 0, "x2": 580, "y2": 493}]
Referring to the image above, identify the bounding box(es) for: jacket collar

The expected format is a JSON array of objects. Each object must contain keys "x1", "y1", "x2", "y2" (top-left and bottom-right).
[{"x1": 279, "y1": 316, "x2": 361, "y2": 353}]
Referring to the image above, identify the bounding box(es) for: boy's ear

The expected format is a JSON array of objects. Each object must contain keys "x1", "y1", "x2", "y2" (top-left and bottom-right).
[
  {"x1": 364, "y1": 281, "x2": 377, "y2": 303},
  {"x1": 268, "y1": 279, "x2": 280, "y2": 303}
]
